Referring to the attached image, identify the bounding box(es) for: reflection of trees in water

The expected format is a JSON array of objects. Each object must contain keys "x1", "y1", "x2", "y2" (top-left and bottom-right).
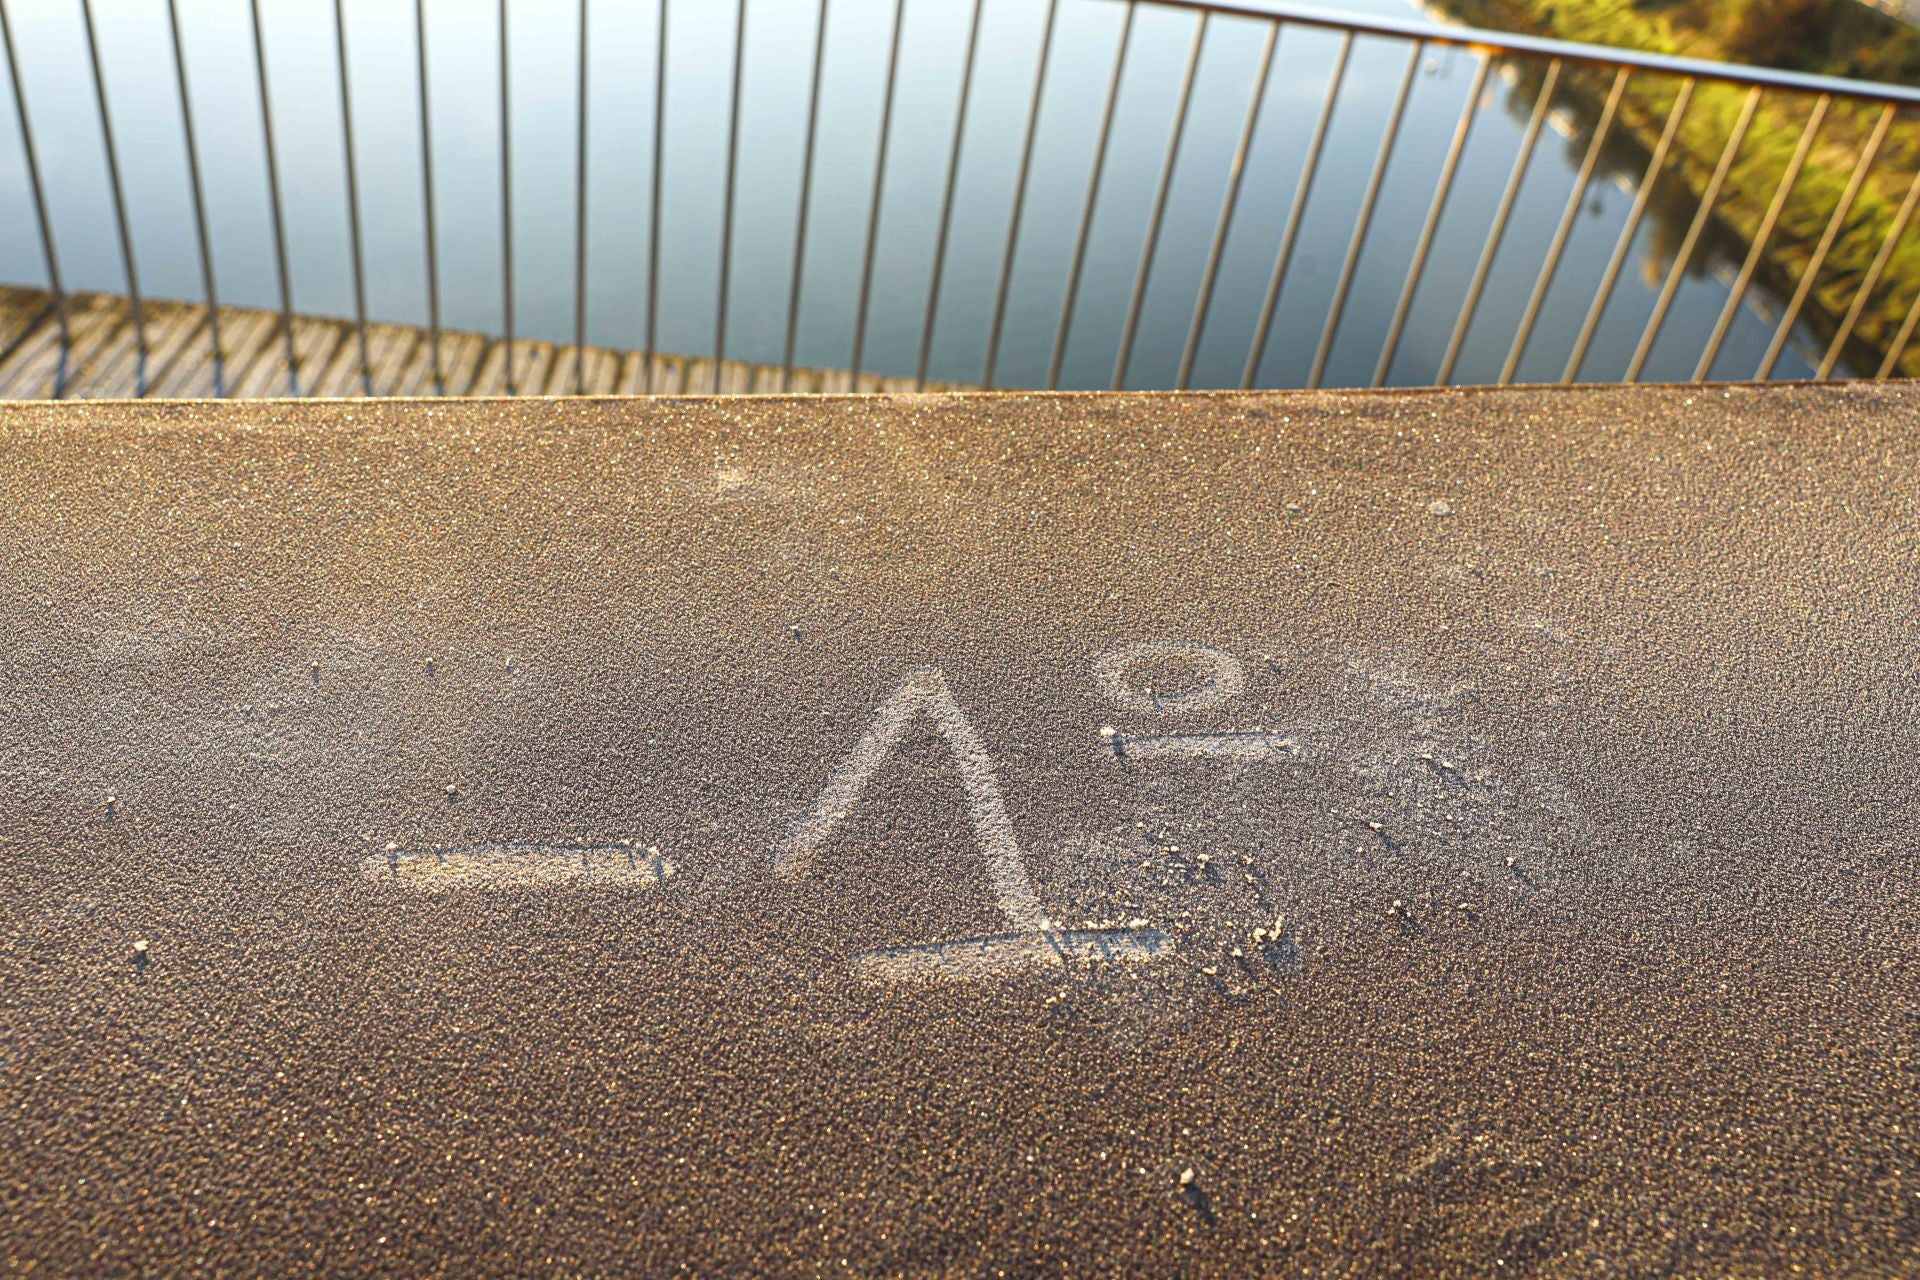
[
  {"x1": 1483, "y1": 55, "x2": 1883, "y2": 375},
  {"x1": 1430, "y1": 0, "x2": 1920, "y2": 377},
  {"x1": 1491, "y1": 58, "x2": 1730, "y2": 284}
]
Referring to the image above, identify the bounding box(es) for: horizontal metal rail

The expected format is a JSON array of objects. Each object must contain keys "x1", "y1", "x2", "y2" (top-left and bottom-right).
[
  {"x1": 0, "y1": 0, "x2": 1914, "y2": 400},
  {"x1": 1148, "y1": 0, "x2": 1920, "y2": 106}
]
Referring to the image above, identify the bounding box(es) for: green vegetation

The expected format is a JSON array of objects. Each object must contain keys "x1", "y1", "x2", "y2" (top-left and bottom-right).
[
  {"x1": 1438, "y1": 0, "x2": 1920, "y2": 375},
  {"x1": 1707, "y1": 0, "x2": 1920, "y2": 84}
]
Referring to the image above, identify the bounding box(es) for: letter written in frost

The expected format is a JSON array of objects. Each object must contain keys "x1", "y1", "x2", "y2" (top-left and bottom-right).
[{"x1": 776, "y1": 667, "x2": 1169, "y2": 984}]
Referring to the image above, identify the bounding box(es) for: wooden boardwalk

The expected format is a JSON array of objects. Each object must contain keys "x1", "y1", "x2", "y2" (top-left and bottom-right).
[{"x1": 0, "y1": 286, "x2": 969, "y2": 398}]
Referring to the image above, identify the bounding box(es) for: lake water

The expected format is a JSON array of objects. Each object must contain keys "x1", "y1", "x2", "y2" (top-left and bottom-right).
[{"x1": 0, "y1": 0, "x2": 1852, "y2": 389}]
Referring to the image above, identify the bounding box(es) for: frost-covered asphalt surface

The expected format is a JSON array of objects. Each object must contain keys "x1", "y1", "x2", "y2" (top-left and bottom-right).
[{"x1": 0, "y1": 385, "x2": 1915, "y2": 1276}]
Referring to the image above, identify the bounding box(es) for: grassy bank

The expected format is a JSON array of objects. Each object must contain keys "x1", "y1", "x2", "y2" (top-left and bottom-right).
[{"x1": 1436, "y1": 0, "x2": 1920, "y2": 376}]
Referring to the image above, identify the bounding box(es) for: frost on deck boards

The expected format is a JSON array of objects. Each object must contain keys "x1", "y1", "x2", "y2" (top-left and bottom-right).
[{"x1": 0, "y1": 286, "x2": 971, "y2": 398}]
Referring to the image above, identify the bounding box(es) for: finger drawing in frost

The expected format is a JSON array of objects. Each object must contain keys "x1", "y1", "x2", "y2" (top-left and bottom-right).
[
  {"x1": 776, "y1": 667, "x2": 1169, "y2": 984},
  {"x1": 1093, "y1": 641, "x2": 1297, "y2": 764},
  {"x1": 363, "y1": 842, "x2": 675, "y2": 891}
]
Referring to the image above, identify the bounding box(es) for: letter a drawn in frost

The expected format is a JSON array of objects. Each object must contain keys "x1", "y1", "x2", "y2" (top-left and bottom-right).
[{"x1": 775, "y1": 668, "x2": 1048, "y2": 933}]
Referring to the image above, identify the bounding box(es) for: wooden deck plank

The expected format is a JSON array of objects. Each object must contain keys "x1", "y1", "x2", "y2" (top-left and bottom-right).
[
  {"x1": 66, "y1": 300, "x2": 210, "y2": 399},
  {"x1": 306, "y1": 323, "x2": 387, "y2": 397},
  {"x1": 653, "y1": 354, "x2": 684, "y2": 393},
  {"x1": 465, "y1": 341, "x2": 510, "y2": 395},
  {"x1": 218, "y1": 310, "x2": 303, "y2": 396},
  {"x1": 616, "y1": 352, "x2": 689, "y2": 395},
  {"x1": 0, "y1": 297, "x2": 89, "y2": 396},
  {"x1": 147, "y1": 306, "x2": 254, "y2": 398},
  {"x1": 385, "y1": 330, "x2": 443, "y2": 397},
  {"x1": 149, "y1": 310, "x2": 277, "y2": 398},
  {"x1": 749, "y1": 363, "x2": 787, "y2": 394},
  {"x1": 613, "y1": 351, "x2": 647, "y2": 394},
  {"x1": 513, "y1": 344, "x2": 556, "y2": 396},
  {"x1": 230, "y1": 316, "x2": 341, "y2": 399},
  {"x1": 342, "y1": 324, "x2": 423, "y2": 399},
  {"x1": 0, "y1": 296, "x2": 123, "y2": 398},
  {"x1": 137, "y1": 307, "x2": 234, "y2": 399},
  {"x1": 0, "y1": 285, "x2": 970, "y2": 398},
  {"x1": 0, "y1": 285, "x2": 52, "y2": 363},
  {"x1": 27, "y1": 297, "x2": 138, "y2": 397},
  {"x1": 306, "y1": 328, "x2": 364, "y2": 397},
  {"x1": 581, "y1": 348, "x2": 621, "y2": 394},
  {"x1": 389, "y1": 330, "x2": 485, "y2": 397},
  {"x1": 372, "y1": 325, "x2": 423, "y2": 396},
  {"x1": 439, "y1": 332, "x2": 490, "y2": 397},
  {"x1": 58, "y1": 304, "x2": 148, "y2": 399},
  {"x1": 468, "y1": 339, "x2": 539, "y2": 396},
  {"x1": 225, "y1": 314, "x2": 302, "y2": 398},
  {"x1": 541, "y1": 347, "x2": 584, "y2": 396},
  {"x1": 541, "y1": 346, "x2": 620, "y2": 396},
  {"x1": 469, "y1": 339, "x2": 557, "y2": 397},
  {"x1": 0, "y1": 308, "x2": 58, "y2": 387}
]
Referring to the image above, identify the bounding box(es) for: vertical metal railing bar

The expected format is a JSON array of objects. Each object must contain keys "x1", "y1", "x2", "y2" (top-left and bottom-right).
[
  {"x1": 1498, "y1": 65, "x2": 1625, "y2": 385},
  {"x1": 780, "y1": 0, "x2": 829, "y2": 393},
  {"x1": 414, "y1": 0, "x2": 441, "y2": 394},
  {"x1": 915, "y1": 0, "x2": 986, "y2": 392},
  {"x1": 1048, "y1": 1, "x2": 1134, "y2": 391},
  {"x1": 1176, "y1": 18, "x2": 1280, "y2": 392},
  {"x1": 77, "y1": 0, "x2": 145, "y2": 393},
  {"x1": 333, "y1": 0, "x2": 372, "y2": 394},
  {"x1": 249, "y1": 0, "x2": 297, "y2": 393},
  {"x1": 1822, "y1": 163, "x2": 1920, "y2": 378},
  {"x1": 164, "y1": 0, "x2": 222, "y2": 395},
  {"x1": 1625, "y1": 86, "x2": 1759, "y2": 383},
  {"x1": 1306, "y1": 37, "x2": 1420, "y2": 392},
  {"x1": 498, "y1": 0, "x2": 514, "y2": 394},
  {"x1": 645, "y1": 0, "x2": 665, "y2": 393},
  {"x1": 981, "y1": 0, "x2": 1060, "y2": 390},
  {"x1": 1875, "y1": 278, "x2": 1920, "y2": 376},
  {"x1": 1111, "y1": 12, "x2": 1209, "y2": 391},
  {"x1": 1562, "y1": 78, "x2": 1695, "y2": 384},
  {"x1": 571, "y1": 0, "x2": 590, "y2": 394},
  {"x1": 1241, "y1": 29, "x2": 1350, "y2": 390},
  {"x1": 1371, "y1": 50, "x2": 1491, "y2": 388},
  {"x1": 1756, "y1": 101, "x2": 1896, "y2": 379},
  {"x1": 848, "y1": 0, "x2": 908, "y2": 386},
  {"x1": 0, "y1": 0, "x2": 69, "y2": 356},
  {"x1": 1692, "y1": 94, "x2": 1828, "y2": 381},
  {"x1": 714, "y1": 0, "x2": 746, "y2": 394}
]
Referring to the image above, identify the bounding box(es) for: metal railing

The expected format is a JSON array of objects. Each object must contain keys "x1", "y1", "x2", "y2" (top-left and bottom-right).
[{"x1": 2, "y1": 0, "x2": 1919, "y2": 397}]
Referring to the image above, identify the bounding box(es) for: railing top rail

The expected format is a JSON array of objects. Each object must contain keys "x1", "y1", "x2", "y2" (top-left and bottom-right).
[{"x1": 1133, "y1": 0, "x2": 1920, "y2": 108}]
